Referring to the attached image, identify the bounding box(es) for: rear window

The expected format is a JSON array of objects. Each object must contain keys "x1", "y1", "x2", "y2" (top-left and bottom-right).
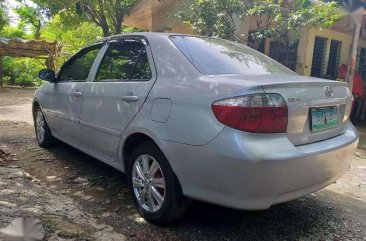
[{"x1": 170, "y1": 35, "x2": 295, "y2": 76}]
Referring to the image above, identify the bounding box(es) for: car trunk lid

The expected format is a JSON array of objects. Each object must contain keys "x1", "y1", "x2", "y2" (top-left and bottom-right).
[
  {"x1": 212, "y1": 74, "x2": 353, "y2": 146},
  {"x1": 259, "y1": 75, "x2": 352, "y2": 146}
]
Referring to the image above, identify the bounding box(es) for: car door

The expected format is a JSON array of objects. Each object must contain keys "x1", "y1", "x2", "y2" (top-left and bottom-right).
[
  {"x1": 79, "y1": 37, "x2": 156, "y2": 161},
  {"x1": 46, "y1": 44, "x2": 102, "y2": 144}
]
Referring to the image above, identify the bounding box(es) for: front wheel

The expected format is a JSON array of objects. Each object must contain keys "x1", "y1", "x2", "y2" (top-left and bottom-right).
[
  {"x1": 34, "y1": 107, "x2": 56, "y2": 148},
  {"x1": 127, "y1": 142, "x2": 188, "y2": 225}
]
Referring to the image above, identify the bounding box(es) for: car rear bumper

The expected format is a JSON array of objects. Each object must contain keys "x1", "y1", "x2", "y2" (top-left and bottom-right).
[{"x1": 160, "y1": 122, "x2": 359, "y2": 210}]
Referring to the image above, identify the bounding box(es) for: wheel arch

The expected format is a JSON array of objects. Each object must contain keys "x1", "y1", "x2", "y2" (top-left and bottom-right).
[
  {"x1": 32, "y1": 100, "x2": 41, "y2": 120},
  {"x1": 122, "y1": 132, "x2": 157, "y2": 172},
  {"x1": 121, "y1": 131, "x2": 185, "y2": 199}
]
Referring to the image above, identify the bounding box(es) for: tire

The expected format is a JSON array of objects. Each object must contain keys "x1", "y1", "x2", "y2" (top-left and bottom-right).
[
  {"x1": 127, "y1": 142, "x2": 189, "y2": 225},
  {"x1": 34, "y1": 107, "x2": 56, "y2": 148}
]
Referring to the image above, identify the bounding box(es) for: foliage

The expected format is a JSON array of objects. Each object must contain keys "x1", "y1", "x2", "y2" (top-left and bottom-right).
[
  {"x1": 0, "y1": 4, "x2": 139, "y2": 87},
  {"x1": 0, "y1": 3, "x2": 40, "y2": 87},
  {"x1": 0, "y1": 0, "x2": 341, "y2": 87},
  {"x1": 42, "y1": 14, "x2": 103, "y2": 64},
  {"x1": 247, "y1": 0, "x2": 340, "y2": 47},
  {"x1": 0, "y1": 0, "x2": 8, "y2": 32},
  {"x1": 0, "y1": 25, "x2": 27, "y2": 38},
  {"x1": 0, "y1": 0, "x2": 100, "y2": 87},
  {"x1": 76, "y1": 0, "x2": 137, "y2": 36},
  {"x1": 176, "y1": 0, "x2": 340, "y2": 47},
  {"x1": 14, "y1": 0, "x2": 45, "y2": 39},
  {"x1": 1, "y1": 13, "x2": 103, "y2": 87},
  {"x1": 30, "y1": 0, "x2": 84, "y2": 30},
  {"x1": 32, "y1": 0, "x2": 138, "y2": 37},
  {"x1": 175, "y1": 0, "x2": 244, "y2": 40},
  {"x1": 3, "y1": 57, "x2": 44, "y2": 87}
]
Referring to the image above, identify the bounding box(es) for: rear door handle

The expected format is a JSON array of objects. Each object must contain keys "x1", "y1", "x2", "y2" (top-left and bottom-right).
[
  {"x1": 71, "y1": 91, "x2": 83, "y2": 97},
  {"x1": 121, "y1": 95, "x2": 139, "y2": 102}
]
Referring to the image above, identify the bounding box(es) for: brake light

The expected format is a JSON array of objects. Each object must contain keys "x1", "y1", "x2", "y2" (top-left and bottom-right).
[{"x1": 211, "y1": 93, "x2": 288, "y2": 133}]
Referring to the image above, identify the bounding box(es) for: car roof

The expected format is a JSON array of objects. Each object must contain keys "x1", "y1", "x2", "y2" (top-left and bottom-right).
[{"x1": 93, "y1": 32, "x2": 202, "y2": 45}]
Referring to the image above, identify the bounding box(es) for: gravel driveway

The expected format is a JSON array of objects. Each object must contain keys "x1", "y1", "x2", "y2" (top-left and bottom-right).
[{"x1": 0, "y1": 87, "x2": 365, "y2": 241}]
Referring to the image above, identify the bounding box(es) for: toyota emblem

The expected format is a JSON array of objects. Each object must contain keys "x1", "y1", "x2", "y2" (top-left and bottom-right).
[{"x1": 325, "y1": 86, "x2": 334, "y2": 98}]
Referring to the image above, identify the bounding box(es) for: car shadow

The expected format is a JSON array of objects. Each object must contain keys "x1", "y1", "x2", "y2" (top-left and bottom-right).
[{"x1": 39, "y1": 141, "x2": 365, "y2": 241}]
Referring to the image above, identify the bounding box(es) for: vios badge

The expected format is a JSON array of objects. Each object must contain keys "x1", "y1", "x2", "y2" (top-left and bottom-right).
[{"x1": 325, "y1": 86, "x2": 334, "y2": 98}]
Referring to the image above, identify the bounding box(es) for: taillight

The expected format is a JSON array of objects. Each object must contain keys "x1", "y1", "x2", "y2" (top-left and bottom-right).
[{"x1": 211, "y1": 93, "x2": 288, "y2": 133}]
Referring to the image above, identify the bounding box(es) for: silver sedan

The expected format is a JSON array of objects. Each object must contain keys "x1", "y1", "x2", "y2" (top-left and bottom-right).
[{"x1": 33, "y1": 33, "x2": 358, "y2": 225}]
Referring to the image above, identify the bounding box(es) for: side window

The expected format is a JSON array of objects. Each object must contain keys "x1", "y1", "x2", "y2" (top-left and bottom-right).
[
  {"x1": 96, "y1": 39, "x2": 152, "y2": 82},
  {"x1": 58, "y1": 45, "x2": 102, "y2": 81}
]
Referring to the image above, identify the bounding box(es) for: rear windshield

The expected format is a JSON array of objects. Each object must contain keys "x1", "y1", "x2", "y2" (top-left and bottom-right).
[{"x1": 170, "y1": 35, "x2": 295, "y2": 76}]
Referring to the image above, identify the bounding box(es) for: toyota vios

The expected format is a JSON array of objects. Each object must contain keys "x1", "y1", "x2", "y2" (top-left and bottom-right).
[{"x1": 34, "y1": 33, "x2": 358, "y2": 225}]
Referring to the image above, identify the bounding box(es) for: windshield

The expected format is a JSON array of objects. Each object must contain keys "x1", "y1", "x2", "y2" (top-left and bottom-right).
[{"x1": 170, "y1": 35, "x2": 295, "y2": 76}]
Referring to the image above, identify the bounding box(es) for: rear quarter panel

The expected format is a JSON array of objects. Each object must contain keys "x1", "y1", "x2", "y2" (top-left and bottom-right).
[{"x1": 125, "y1": 35, "x2": 264, "y2": 146}]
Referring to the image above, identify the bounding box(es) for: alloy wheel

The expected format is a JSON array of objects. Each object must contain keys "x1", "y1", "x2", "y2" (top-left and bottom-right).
[
  {"x1": 35, "y1": 111, "x2": 45, "y2": 143},
  {"x1": 132, "y1": 154, "x2": 166, "y2": 213}
]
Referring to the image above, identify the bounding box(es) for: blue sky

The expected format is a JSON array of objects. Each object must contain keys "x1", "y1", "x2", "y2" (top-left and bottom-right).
[
  {"x1": 6, "y1": 0, "x2": 37, "y2": 26},
  {"x1": 7, "y1": 0, "x2": 20, "y2": 26}
]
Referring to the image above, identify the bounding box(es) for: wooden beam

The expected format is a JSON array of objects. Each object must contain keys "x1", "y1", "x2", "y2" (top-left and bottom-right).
[
  {"x1": 0, "y1": 45, "x2": 55, "y2": 50},
  {"x1": 0, "y1": 48, "x2": 51, "y2": 54},
  {"x1": 0, "y1": 50, "x2": 50, "y2": 58},
  {"x1": 0, "y1": 47, "x2": 56, "y2": 56},
  {"x1": 0, "y1": 48, "x2": 54, "y2": 55},
  {"x1": 0, "y1": 43, "x2": 57, "y2": 52}
]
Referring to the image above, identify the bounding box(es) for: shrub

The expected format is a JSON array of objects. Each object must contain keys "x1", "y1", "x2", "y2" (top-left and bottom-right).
[{"x1": 3, "y1": 57, "x2": 44, "y2": 87}]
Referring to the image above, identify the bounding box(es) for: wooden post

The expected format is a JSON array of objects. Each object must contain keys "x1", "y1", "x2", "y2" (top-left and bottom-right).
[
  {"x1": 47, "y1": 55, "x2": 55, "y2": 71},
  {"x1": 346, "y1": 1, "x2": 366, "y2": 92},
  {"x1": 0, "y1": 55, "x2": 3, "y2": 87}
]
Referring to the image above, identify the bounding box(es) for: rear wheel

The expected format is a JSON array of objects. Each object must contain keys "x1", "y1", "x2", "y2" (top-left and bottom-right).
[
  {"x1": 34, "y1": 107, "x2": 56, "y2": 148},
  {"x1": 127, "y1": 142, "x2": 188, "y2": 225}
]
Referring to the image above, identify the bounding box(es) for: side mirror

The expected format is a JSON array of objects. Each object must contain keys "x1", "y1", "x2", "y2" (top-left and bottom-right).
[{"x1": 39, "y1": 69, "x2": 56, "y2": 82}]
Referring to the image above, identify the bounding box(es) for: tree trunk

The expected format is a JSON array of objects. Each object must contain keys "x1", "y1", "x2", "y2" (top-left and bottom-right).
[
  {"x1": 47, "y1": 56, "x2": 55, "y2": 71},
  {"x1": 114, "y1": 0, "x2": 123, "y2": 35},
  {"x1": 99, "y1": 10, "x2": 111, "y2": 37},
  {"x1": 346, "y1": 15, "x2": 363, "y2": 92},
  {"x1": 114, "y1": 22, "x2": 122, "y2": 35},
  {"x1": 101, "y1": 25, "x2": 110, "y2": 37},
  {"x1": 35, "y1": 26, "x2": 41, "y2": 39},
  {"x1": 0, "y1": 55, "x2": 3, "y2": 87},
  {"x1": 35, "y1": 20, "x2": 41, "y2": 39}
]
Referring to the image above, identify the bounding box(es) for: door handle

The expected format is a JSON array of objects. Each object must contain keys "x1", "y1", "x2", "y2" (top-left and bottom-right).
[
  {"x1": 71, "y1": 91, "x2": 83, "y2": 97},
  {"x1": 121, "y1": 95, "x2": 139, "y2": 102}
]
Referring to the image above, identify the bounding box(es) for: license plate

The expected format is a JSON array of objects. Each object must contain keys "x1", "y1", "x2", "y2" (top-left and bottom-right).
[{"x1": 310, "y1": 106, "x2": 338, "y2": 132}]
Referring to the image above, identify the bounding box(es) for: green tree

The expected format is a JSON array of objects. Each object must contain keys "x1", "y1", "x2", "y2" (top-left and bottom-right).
[
  {"x1": 176, "y1": 0, "x2": 340, "y2": 47},
  {"x1": 0, "y1": 22, "x2": 42, "y2": 87},
  {"x1": 33, "y1": 0, "x2": 138, "y2": 37},
  {"x1": 0, "y1": 0, "x2": 9, "y2": 32},
  {"x1": 246, "y1": 0, "x2": 340, "y2": 49},
  {"x1": 42, "y1": 14, "x2": 103, "y2": 64},
  {"x1": 41, "y1": 14, "x2": 142, "y2": 66},
  {"x1": 2, "y1": 57, "x2": 45, "y2": 87},
  {"x1": 0, "y1": 25, "x2": 27, "y2": 39},
  {"x1": 175, "y1": 0, "x2": 244, "y2": 40},
  {"x1": 14, "y1": 0, "x2": 44, "y2": 39}
]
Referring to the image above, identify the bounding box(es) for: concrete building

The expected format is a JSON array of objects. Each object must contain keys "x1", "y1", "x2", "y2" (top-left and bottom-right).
[{"x1": 124, "y1": 0, "x2": 366, "y2": 81}]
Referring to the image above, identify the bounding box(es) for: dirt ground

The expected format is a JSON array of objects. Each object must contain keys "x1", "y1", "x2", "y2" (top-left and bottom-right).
[{"x1": 0, "y1": 87, "x2": 365, "y2": 241}]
